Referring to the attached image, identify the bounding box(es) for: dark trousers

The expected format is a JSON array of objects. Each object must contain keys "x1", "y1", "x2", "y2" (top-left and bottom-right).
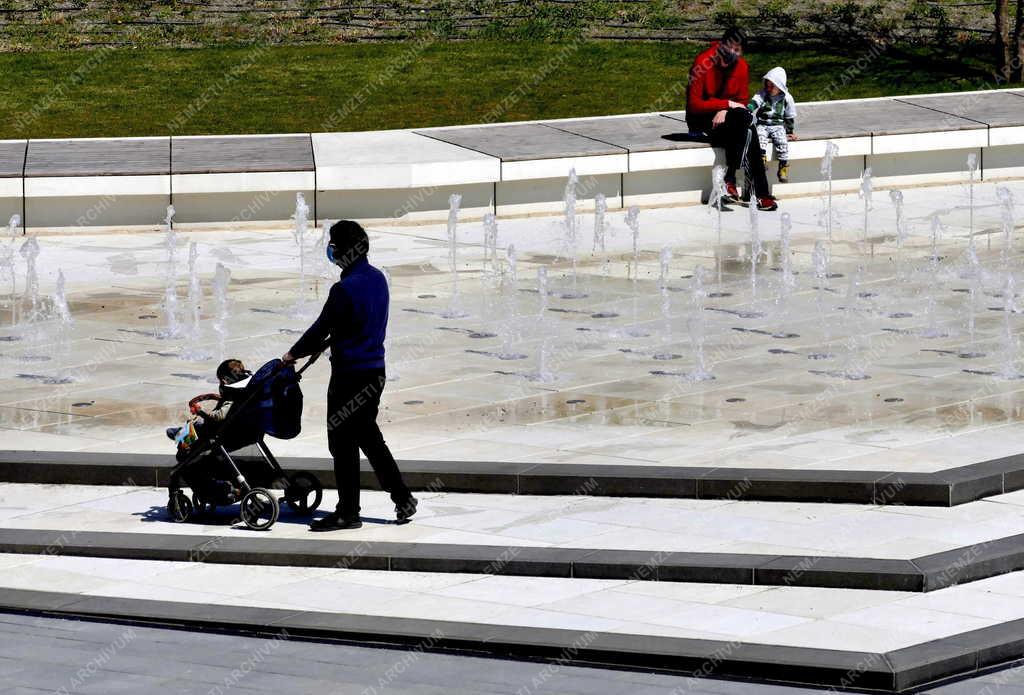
[
  {"x1": 708, "y1": 107, "x2": 771, "y2": 199},
  {"x1": 326, "y1": 367, "x2": 411, "y2": 518}
]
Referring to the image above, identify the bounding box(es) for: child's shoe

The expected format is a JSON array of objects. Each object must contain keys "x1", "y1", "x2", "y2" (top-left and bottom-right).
[
  {"x1": 166, "y1": 426, "x2": 182, "y2": 441},
  {"x1": 778, "y1": 161, "x2": 790, "y2": 183}
]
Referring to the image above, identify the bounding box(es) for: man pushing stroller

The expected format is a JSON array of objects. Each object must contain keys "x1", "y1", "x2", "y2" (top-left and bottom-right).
[{"x1": 283, "y1": 220, "x2": 418, "y2": 531}]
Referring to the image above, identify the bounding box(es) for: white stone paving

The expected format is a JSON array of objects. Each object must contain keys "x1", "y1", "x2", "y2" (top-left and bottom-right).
[
  {"x1": 1, "y1": 180, "x2": 1024, "y2": 472},
  {"x1": 7, "y1": 551, "x2": 1024, "y2": 653},
  {"x1": 3, "y1": 483, "x2": 1024, "y2": 558}
]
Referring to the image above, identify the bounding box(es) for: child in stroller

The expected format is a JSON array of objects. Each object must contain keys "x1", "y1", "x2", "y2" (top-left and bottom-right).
[
  {"x1": 167, "y1": 358, "x2": 251, "y2": 460},
  {"x1": 166, "y1": 355, "x2": 324, "y2": 530}
]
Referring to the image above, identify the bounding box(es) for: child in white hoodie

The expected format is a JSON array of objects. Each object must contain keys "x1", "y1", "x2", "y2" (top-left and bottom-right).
[{"x1": 748, "y1": 66, "x2": 797, "y2": 183}]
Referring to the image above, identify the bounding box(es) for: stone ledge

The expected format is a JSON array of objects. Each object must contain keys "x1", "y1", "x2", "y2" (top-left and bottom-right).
[
  {"x1": 1, "y1": 527, "x2": 1022, "y2": 593},
  {"x1": 2, "y1": 449, "x2": 1022, "y2": 506},
  {"x1": 2, "y1": 586, "x2": 1022, "y2": 691}
]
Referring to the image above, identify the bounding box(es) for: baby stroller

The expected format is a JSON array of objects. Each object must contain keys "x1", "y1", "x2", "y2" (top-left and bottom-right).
[{"x1": 166, "y1": 354, "x2": 324, "y2": 530}]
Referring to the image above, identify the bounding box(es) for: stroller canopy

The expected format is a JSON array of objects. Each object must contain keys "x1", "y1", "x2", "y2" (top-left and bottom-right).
[{"x1": 223, "y1": 358, "x2": 305, "y2": 443}]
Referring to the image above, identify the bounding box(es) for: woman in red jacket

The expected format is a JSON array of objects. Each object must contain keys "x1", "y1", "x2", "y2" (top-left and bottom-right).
[{"x1": 685, "y1": 28, "x2": 777, "y2": 211}]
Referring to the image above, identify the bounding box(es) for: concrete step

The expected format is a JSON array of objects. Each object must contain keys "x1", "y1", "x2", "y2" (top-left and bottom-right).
[
  {"x1": 3, "y1": 553, "x2": 1024, "y2": 691},
  {"x1": 3, "y1": 484, "x2": 1024, "y2": 591},
  {"x1": 2, "y1": 449, "x2": 1023, "y2": 506}
]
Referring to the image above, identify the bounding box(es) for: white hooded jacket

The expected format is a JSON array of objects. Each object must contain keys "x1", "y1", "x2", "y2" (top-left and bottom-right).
[{"x1": 749, "y1": 66, "x2": 797, "y2": 133}]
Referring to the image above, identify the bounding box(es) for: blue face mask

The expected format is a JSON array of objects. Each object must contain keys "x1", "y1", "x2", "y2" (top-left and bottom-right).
[{"x1": 326, "y1": 245, "x2": 337, "y2": 265}]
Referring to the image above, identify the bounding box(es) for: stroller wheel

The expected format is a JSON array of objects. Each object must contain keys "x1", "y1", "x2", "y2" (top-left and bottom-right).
[
  {"x1": 239, "y1": 488, "x2": 279, "y2": 531},
  {"x1": 284, "y1": 471, "x2": 323, "y2": 516},
  {"x1": 168, "y1": 490, "x2": 193, "y2": 523},
  {"x1": 192, "y1": 493, "x2": 216, "y2": 517}
]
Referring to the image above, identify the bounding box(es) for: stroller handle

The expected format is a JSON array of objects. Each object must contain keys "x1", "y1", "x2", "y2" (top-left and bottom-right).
[{"x1": 294, "y1": 350, "x2": 324, "y2": 376}]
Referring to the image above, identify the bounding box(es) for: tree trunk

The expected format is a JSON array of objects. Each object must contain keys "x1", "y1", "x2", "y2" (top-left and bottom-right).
[
  {"x1": 1015, "y1": 0, "x2": 1024, "y2": 81},
  {"x1": 996, "y1": 0, "x2": 1011, "y2": 77}
]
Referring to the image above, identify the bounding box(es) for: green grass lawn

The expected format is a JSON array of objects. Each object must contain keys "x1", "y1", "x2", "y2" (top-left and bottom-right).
[{"x1": 1, "y1": 41, "x2": 1006, "y2": 139}]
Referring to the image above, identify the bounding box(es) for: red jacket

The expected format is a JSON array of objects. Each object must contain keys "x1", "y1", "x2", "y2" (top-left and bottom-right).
[{"x1": 685, "y1": 41, "x2": 750, "y2": 133}]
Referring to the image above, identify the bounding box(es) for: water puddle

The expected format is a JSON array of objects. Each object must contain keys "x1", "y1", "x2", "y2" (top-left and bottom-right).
[
  {"x1": 171, "y1": 373, "x2": 218, "y2": 383},
  {"x1": 652, "y1": 352, "x2": 682, "y2": 360},
  {"x1": 732, "y1": 327, "x2": 799, "y2": 339},
  {"x1": 650, "y1": 369, "x2": 716, "y2": 382},
  {"x1": 16, "y1": 373, "x2": 73, "y2": 384},
  {"x1": 706, "y1": 307, "x2": 765, "y2": 319},
  {"x1": 403, "y1": 308, "x2": 446, "y2": 317},
  {"x1": 437, "y1": 327, "x2": 497, "y2": 339},
  {"x1": 809, "y1": 369, "x2": 871, "y2": 380},
  {"x1": 466, "y1": 349, "x2": 527, "y2": 360}
]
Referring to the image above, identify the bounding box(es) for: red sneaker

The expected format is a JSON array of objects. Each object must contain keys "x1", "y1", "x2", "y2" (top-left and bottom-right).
[
  {"x1": 722, "y1": 182, "x2": 740, "y2": 204},
  {"x1": 756, "y1": 196, "x2": 778, "y2": 212}
]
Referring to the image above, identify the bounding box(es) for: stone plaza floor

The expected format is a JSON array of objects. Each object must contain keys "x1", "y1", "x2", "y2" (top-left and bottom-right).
[
  {"x1": 2, "y1": 177, "x2": 1024, "y2": 689},
  {"x1": 1, "y1": 179, "x2": 1023, "y2": 473}
]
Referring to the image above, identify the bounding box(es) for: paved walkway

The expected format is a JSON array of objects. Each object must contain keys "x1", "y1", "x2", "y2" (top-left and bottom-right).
[
  {"x1": 3, "y1": 483, "x2": 1024, "y2": 559},
  {"x1": 1, "y1": 610, "x2": 1023, "y2": 695},
  {"x1": 4, "y1": 548, "x2": 1024, "y2": 654}
]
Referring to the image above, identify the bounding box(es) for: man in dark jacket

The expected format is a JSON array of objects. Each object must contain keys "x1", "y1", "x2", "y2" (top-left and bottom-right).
[
  {"x1": 283, "y1": 220, "x2": 417, "y2": 531},
  {"x1": 686, "y1": 27, "x2": 777, "y2": 211}
]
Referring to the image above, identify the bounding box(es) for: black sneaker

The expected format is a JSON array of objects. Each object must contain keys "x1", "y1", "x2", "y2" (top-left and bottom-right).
[
  {"x1": 396, "y1": 496, "x2": 418, "y2": 524},
  {"x1": 310, "y1": 512, "x2": 362, "y2": 532}
]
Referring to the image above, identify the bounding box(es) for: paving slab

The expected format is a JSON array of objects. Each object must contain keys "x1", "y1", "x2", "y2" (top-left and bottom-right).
[
  {"x1": 897, "y1": 92, "x2": 1024, "y2": 128},
  {"x1": 23, "y1": 137, "x2": 170, "y2": 177},
  {"x1": 661, "y1": 102, "x2": 875, "y2": 141},
  {"x1": 0, "y1": 584, "x2": 900, "y2": 690},
  {"x1": 4, "y1": 450, "x2": 1023, "y2": 506},
  {"x1": 8, "y1": 561, "x2": 1024, "y2": 690},
  {"x1": 171, "y1": 134, "x2": 314, "y2": 174},
  {"x1": 663, "y1": 95, "x2": 983, "y2": 154},
  {"x1": 829, "y1": 99, "x2": 983, "y2": 136},
  {"x1": 416, "y1": 123, "x2": 628, "y2": 179},
  {"x1": 417, "y1": 123, "x2": 626, "y2": 162},
  {"x1": 0, "y1": 141, "x2": 26, "y2": 179},
  {"x1": 5, "y1": 519, "x2": 1024, "y2": 592},
  {"x1": 312, "y1": 130, "x2": 499, "y2": 190},
  {"x1": 9, "y1": 483, "x2": 1024, "y2": 565},
  {"x1": 544, "y1": 114, "x2": 712, "y2": 172},
  {"x1": 544, "y1": 115, "x2": 706, "y2": 153}
]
